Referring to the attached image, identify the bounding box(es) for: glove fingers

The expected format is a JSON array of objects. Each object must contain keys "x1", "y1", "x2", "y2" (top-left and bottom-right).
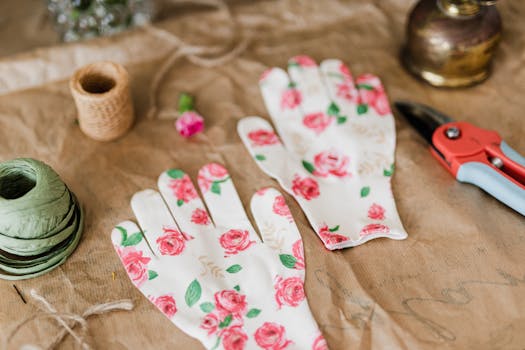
[
  {"x1": 131, "y1": 189, "x2": 194, "y2": 257},
  {"x1": 250, "y1": 188, "x2": 305, "y2": 270},
  {"x1": 259, "y1": 67, "x2": 314, "y2": 154},
  {"x1": 158, "y1": 169, "x2": 214, "y2": 234},
  {"x1": 197, "y1": 163, "x2": 258, "y2": 240},
  {"x1": 111, "y1": 220, "x2": 159, "y2": 287}
]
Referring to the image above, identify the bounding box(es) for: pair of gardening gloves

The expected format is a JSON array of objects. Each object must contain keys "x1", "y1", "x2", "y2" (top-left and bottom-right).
[{"x1": 110, "y1": 56, "x2": 407, "y2": 349}]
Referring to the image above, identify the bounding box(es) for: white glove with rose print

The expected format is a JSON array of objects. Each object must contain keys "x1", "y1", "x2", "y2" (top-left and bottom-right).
[
  {"x1": 238, "y1": 55, "x2": 408, "y2": 250},
  {"x1": 111, "y1": 163, "x2": 327, "y2": 350}
]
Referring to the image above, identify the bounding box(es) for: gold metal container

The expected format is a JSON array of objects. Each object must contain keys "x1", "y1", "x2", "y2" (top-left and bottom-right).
[{"x1": 402, "y1": 0, "x2": 502, "y2": 88}]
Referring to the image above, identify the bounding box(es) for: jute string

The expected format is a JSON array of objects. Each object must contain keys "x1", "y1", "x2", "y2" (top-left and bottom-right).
[
  {"x1": 4, "y1": 289, "x2": 133, "y2": 350},
  {"x1": 145, "y1": 0, "x2": 250, "y2": 119}
]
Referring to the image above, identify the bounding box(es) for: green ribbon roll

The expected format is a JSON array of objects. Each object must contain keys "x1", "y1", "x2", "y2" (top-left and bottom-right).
[{"x1": 0, "y1": 158, "x2": 84, "y2": 280}]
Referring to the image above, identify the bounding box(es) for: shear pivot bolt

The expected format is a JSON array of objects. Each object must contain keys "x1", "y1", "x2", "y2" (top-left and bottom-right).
[
  {"x1": 445, "y1": 126, "x2": 461, "y2": 139},
  {"x1": 490, "y1": 157, "x2": 503, "y2": 169}
]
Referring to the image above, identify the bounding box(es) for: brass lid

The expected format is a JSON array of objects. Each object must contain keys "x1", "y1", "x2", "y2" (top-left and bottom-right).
[{"x1": 438, "y1": 0, "x2": 497, "y2": 17}]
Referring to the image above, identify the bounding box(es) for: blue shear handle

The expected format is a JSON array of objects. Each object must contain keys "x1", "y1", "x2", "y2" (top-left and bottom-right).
[
  {"x1": 457, "y1": 162, "x2": 525, "y2": 216},
  {"x1": 500, "y1": 141, "x2": 525, "y2": 167}
]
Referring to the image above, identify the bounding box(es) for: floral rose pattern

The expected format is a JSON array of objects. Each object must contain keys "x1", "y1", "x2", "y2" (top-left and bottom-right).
[
  {"x1": 222, "y1": 325, "x2": 248, "y2": 350},
  {"x1": 289, "y1": 55, "x2": 317, "y2": 68},
  {"x1": 280, "y1": 88, "x2": 302, "y2": 110},
  {"x1": 169, "y1": 174, "x2": 198, "y2": 204},
  {"x1": 272, "y1": 195, "x2": 293, "y2": 222},
  {"x1": 318, "y1": 225, "x2": 349, "y2": 246},
  {"x1": 215, "y1": 290, "x2": 248, "y2": 317},
  {"x1": 254, "y1": 322, "x2": 293, "y2": 350},
  {"x1": 151, "y1": 294, "x2": 177, "y2": 319},
  {"x1": 291, "y1": 240, "x2": 305, "y2": 270},
  {"x1": 274, "y1": 276, "x2": 305, "y2": 309},
  {"x1": 248, "y1": 129, "x2": 280, "y2": 147},
  {"x1": 200, "y1": 312, "x2": 219, "y2": 335},
  {"x1": 312, "y1": 334, "x2": 328, "y2": 350},
  {"x1": 219, "y1": 229, "x2": 256, "y2": 256},
  {"x1": 291, "y1": 175, "x2": 320, "y2": 201},
  {"x1": 191, "y1": 208, "x2": 211, "y2": 225},
  {"x1": 156, "y1": 227, "x2": 194, "y2": 256},
  {"x1": 360, "y1": 223, "x2": 390, "y2": 236},
  {"x1": 313, "y1": 150, "x2": 350, "y2": 178},
  {"x1": 198, "y1": 163, "x2": 230, "y2": 193},
  {"x1": 117, "y1": 246, "x2": 151, "y2": 287},
  {"x1": 302, "y1": 112, "x2": 332, "y2": 134},
  {"x1": 356, "y1": 74, "x2": 391, "y2": 116},
  {"x1": 367, "y1": 203, "x2": 385, "y2": 220}
]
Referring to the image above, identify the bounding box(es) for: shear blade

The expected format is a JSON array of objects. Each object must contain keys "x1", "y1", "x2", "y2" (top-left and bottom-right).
[{"x1": 394, "y1": 101, "x2": 454, "y2": 145}]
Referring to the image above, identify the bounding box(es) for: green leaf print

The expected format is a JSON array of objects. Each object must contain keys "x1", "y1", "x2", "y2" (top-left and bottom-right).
[
  {"x1": 219, "y1": 315, "x2": 232, "y2": 329},
  {"x1": 226, "y1": 264, "x2": 242, "y2": 273},
  {"x1": 356, "y1": 83, "x2": 374, "y2": 90},
  {"x1": 255, "y1": 154, "x2": 266, "y2": 161},
  {"x1": 167, "y1": 169, "x2": 185, "y2": 179},
  {"x1": 302, "y1": 160, "x2": 315, "y2": 174},
  {"x1": 360, "y1": 186, "x2": 370, "y2": 198},
  {"x1": 329, "y1": 225, "x2": 340, "y2": 232},
  {"x1": 148, "y1": 270, "x2": 158, "y2": 280},
  {"x1": 185, "y1": 279, "x2": 202, "y2": 307},
  {"x1": 279, "y1": 254, "x2": 297, "y2": 269},
  {"x1": 233, "y1": 285, "x2": 240, "y2": 292},
  {"x1": 384, "y1": 163, "x2": 395, "y2": 177},
  {"x1": 357, "y1": 104, "x2": 368, "y2": 115},
  {"x1": 337, "y1": 116, "x2": 347, "y2": 124},
  {"x1": 200, "y1": 302, "x2": 215, "y2": 313},
  {"x1": 246, "y1": 308, "x2": 261, "y2": 318},
  {"x1": 327, "y1": 102, "x2": 340, "y2": 116},
  {"x1": 210, "y1": 182, "x2": 221, "y2": 195},
  {"x1": 177, "y1": 199, "x2": 184, "y2": 207},
  {"x1": 119, "y1": 226, "x2": 143, "y2": 247}
]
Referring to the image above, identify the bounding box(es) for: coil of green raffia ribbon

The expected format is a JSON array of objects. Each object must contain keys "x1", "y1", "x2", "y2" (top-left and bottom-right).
[{"x1": 0, "y1": 159, "x2": 84, "y2": 280}]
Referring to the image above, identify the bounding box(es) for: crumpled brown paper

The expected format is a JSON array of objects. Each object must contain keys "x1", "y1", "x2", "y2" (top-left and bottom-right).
[{"x1": 1, "y1": 1, "x2": 525, "y2": 349}]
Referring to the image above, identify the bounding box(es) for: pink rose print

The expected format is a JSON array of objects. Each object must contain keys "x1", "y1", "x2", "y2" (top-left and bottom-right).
[
  {"x1": 290, "y1": 55, "x2": 317, "y2": 67},
  {"x1": 291, "y1": 175, "x2": 320, "y2": 201},
  {"x1": 214, "y1": 290, "x2": 248, "y2": 317},
  {"x1": 200, "y1": 312, "x2": 219, "y2": 335},
  {"x1": 118, "y1": 246, "x2": 151, "y2": 287},
  {"x1": 219, "y1": 229, "x2": 256, "y2": 256},
  {"x1": 222, "y1": 325, "x2": 248, "y2": 350},
  {"x1": 169, "y1": 174, "x2": 198, "y2": 203},
  {"x1": 336, "y1": 82, "x2": 358, "y2": 103},
  {"x1": 260, "y1": 68, "x2": 273, "y2": 82},
  {"x1": 360, "y1": 223, "x2": 390, "y2": 236},
  {"x1": 205, "y1": 163, "x2": 229, "y2": 178},
  {"x1": 291, "y1": 240, "x2": 305, "y2": 270},
  {"x1": 219, "y1": 229, "x2": 255, "y2": 256},
  {"x1": 312, "y1": 334, "x2": 328, "y2": 350},
  {"x1": 156, "y1": 227, "x2": 194, "y2": 256},
  {"x1": 175, "y1": 111, "x2": 204, "y2": 138},
  {"x1": 318, "y1": 225, "x2": 349, "y2": 246},
  {"x1": 151, "y1": 294, "x2": 177, "y2": 319},
  {"x1": 313, "y1": 150, "x2": 350, "y2": 178},
  {"x1": 191, "y1": 208, "x2": 211, "y2": 225},
  {"x1": 272, "y1": 195, "x2": 293, "y2": 221},
  {"x1": 198, "y1": 163, "x2": 229, "y2": 192},
  {"x1": 302, "y1": 112, "x2": 332, "y2": 134},
  {"x1": 256, "y1": 187, "x2": 271, "y2": 196},
  {"x1": 254, "y1": 322, "x2": 293, "y2": 350},
  {"x1": 274, "y1": 276, "x2": 305, "y2": 309},
  {"x1": 339, "y1": 63, "x2": 352, "y2": 80},
  {"x1": 367, "y1": 203, "x2": 386, "y2": 220},
  {"x1": 248, "y1": 129, "x2": 280, "y2": 147},
  {"x1": 356, "y1": 74, "x2": 391, "y2": 116},
  {"x1": 280, "y1": 88, "x2": 302, "y2": 110}
]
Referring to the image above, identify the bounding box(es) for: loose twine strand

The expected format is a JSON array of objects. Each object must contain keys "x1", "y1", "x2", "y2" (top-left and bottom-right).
[
  {"x1": 145, "y1": 0, "x2": 250, "y2": 119},
  {"x1": 4, "y1": 289, "x2": 133, "y2": 350}
]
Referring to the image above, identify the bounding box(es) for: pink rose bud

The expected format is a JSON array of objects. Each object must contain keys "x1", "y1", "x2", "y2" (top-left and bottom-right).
[{"x1": 175, "y1": 111, "x2": 204, "y2": 138}]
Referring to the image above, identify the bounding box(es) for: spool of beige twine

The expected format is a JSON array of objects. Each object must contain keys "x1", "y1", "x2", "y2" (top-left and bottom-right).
[{"x1": 69, "y1": 61, "x2": 134, "y2": 141}]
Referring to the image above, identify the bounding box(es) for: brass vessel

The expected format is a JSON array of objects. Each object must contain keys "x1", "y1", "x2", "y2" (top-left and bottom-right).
[{"x1": 402, "y1": 0, "x2": 502, "y2": 87}]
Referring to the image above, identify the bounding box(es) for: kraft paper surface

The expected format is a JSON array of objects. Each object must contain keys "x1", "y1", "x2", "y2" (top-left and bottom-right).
[{"x1": 1, "y1": 1, "x2": 524, "y2": 349}]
